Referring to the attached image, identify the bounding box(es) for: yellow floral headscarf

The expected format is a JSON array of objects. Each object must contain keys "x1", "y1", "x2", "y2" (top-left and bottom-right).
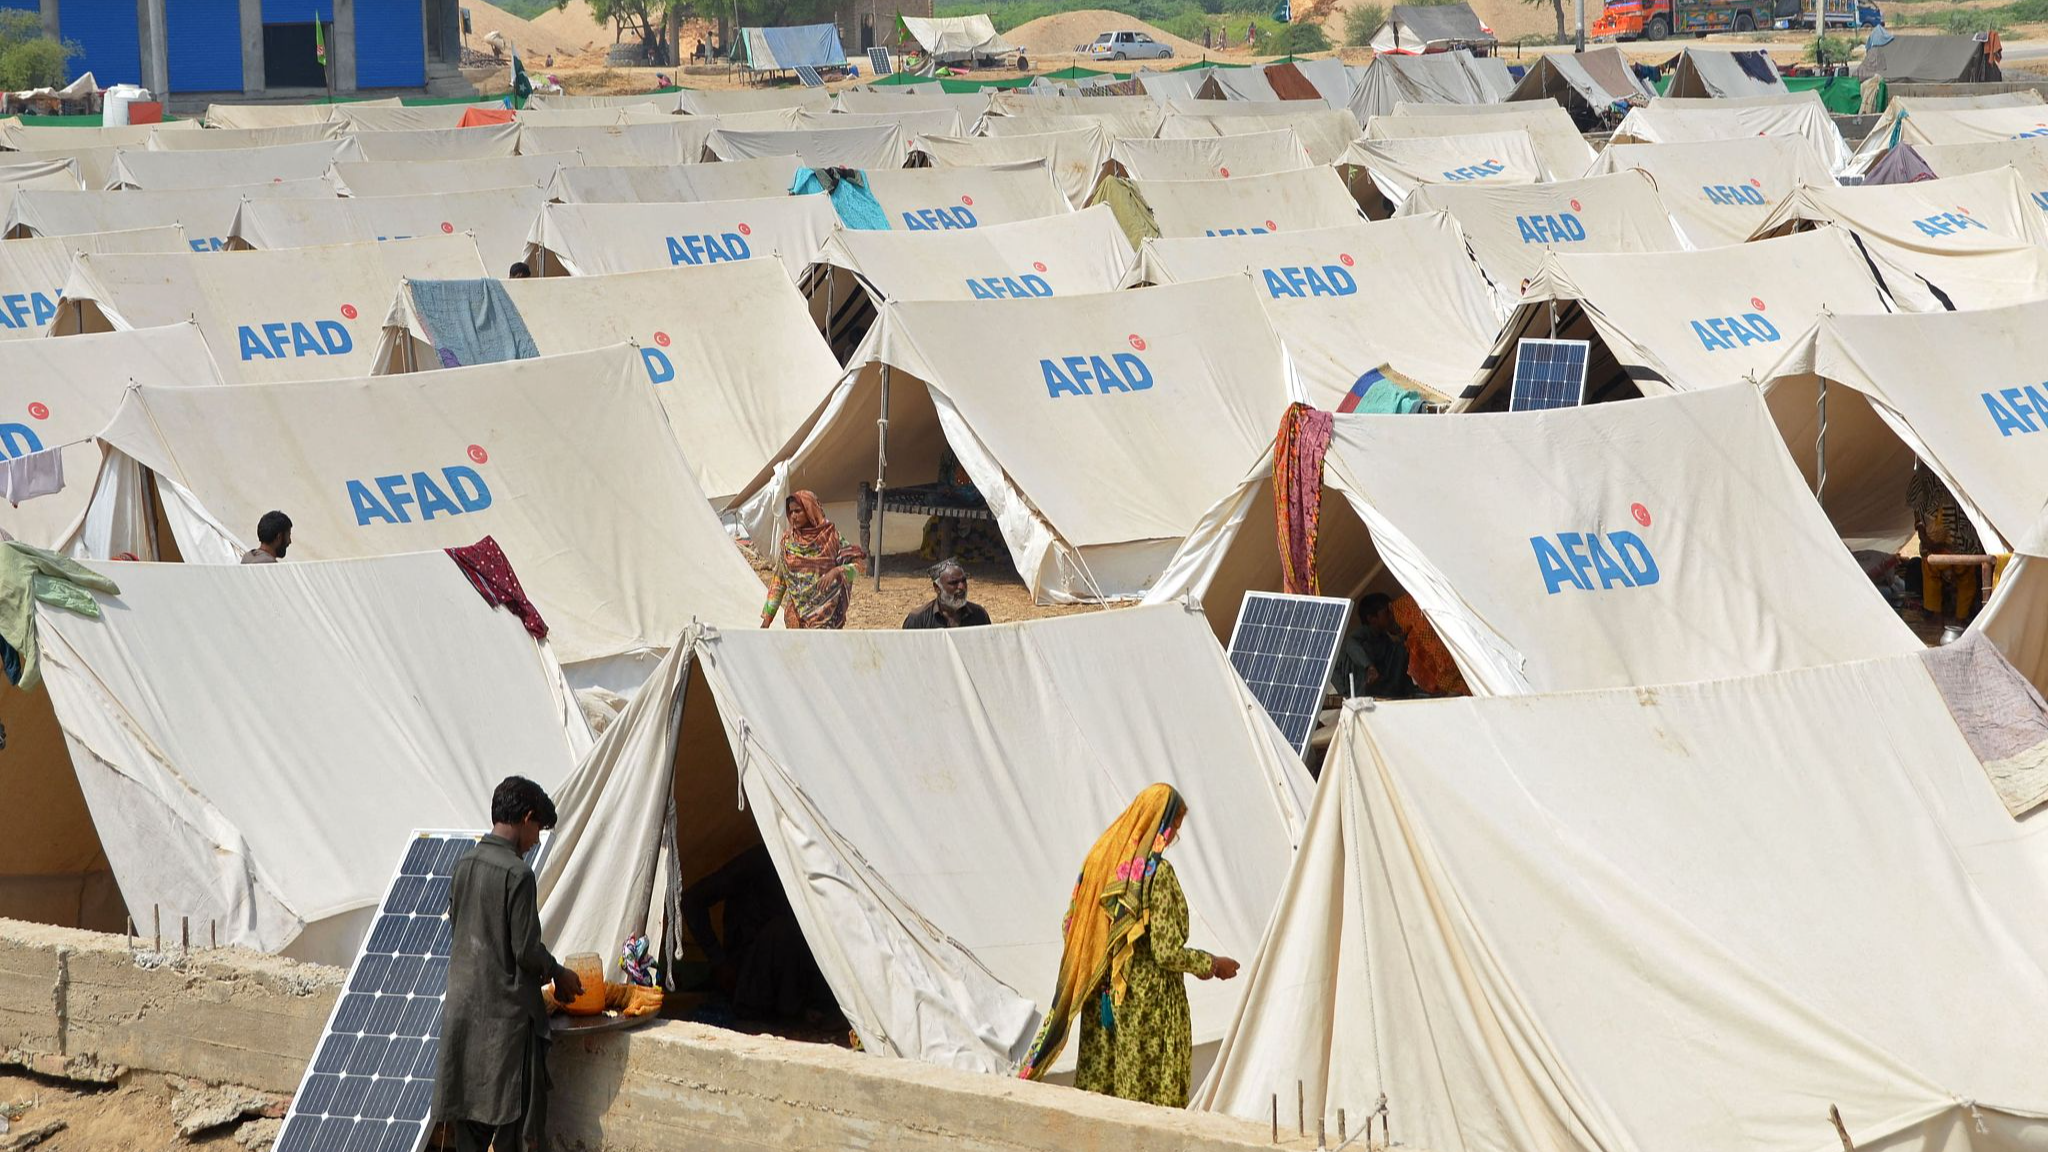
[{"x1": 1019, "y1": 783, "x2": 1187, "y2": 1080}]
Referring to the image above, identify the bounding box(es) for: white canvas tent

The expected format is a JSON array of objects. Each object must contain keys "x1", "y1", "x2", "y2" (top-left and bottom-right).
[
  {"x1": 703, "y1": 124, "x2": 907, "y2": 168},
  {"x1": 340, "y1": 122, "x2": 524, "y2": 162},
  {"x1": 1369, "y1": 103, "x2": 1596, "y2": 184},
  {"x1": 982, "y1": 108, "x2": 1164, "y2": 145},
  {"x1": 51, "y1": 236, "x2": 486, "y2": 383},
  {"x1": 676, "y1": 87, "x2": 831, "y2": 116},
  {"x1": 0, "y1": 120, "x2": 199, "y2": 151},
  {"x1": 328, "y1": 153, "x2": 579, "y2": 197},
  {"x1": 1843, "y1": 92, "x2": 2047, "y2": 176},
  {"x1": 79, "y1": 347, "x2": 766, "y2": 687},
  {"x1": 546, "y1": 156, "x2": 800, "y2": 205},
  {"x1": 534, "y1": 605, "x2": 1311, "y2": 1075},
  {"x1": 144, "y1": 123, "x2": 343, "y2": 150},
  {"x1": 378, "y1": 262, "x2": 841, "y2": 508},
  {"x1": 1339, "y1": 130, "x2": 1544, "y2": 214},
  {"x1": 513, "y1": 106, "x2": 674, "y2": 128},
  {"x1": 1090, "y1": 167, "x2": 1363, "y2": 244},
  {"x1": 1106, "y1": 129, "x2": 1314, "y2": 182},
  {"x1": 788, "y1": 106, "x2": 967, "y2": 144},
  {"x1": 1149, "y1": 386, "x2": 1919, "y2": 694},
  {"x1": 1764, "y1": 300, "x2": 2048, "y2": 689},
  {"x1": 229, "y1": 186, "x2": 548, "y2": 270},
  {"x1": 733, "y1": 276, "x2": 1299, "y2": 602},
  {"x1": 917, "y1": 127, "x2": 1110, "y2": 210},
  {"x1": 1754, "y1": 168, "x2": 2048, "y2": 311},
  {"x1": 1346, "y1": 51, "x2": 1511, "y2": 122},
  {"x1": 6, "y1": 182, "x2": 332, "y2": 252},
  {"x1": 519, "y1": 119, "x2": 722, "y2": 167},
  {"x1": 1199, "y1": 645, "x2": 2048, "y2": 1151},
  {"x1": 1399, "y1": 170, "x2": 1682, "y2": 306},
  {"x1": 0, "y1": 226, "x2": 188, "y2": 339},
  {"x1": 834, "y1": 89, "x2": 991, "y2": 118},
  {"x1": 899, "y1": 13, "x2": 1020, "y2": 63},
  {"x1": 330, "y1": 104, "x2": 503, "y2": 132},
  {"x1": 0, "y1": 145, "x2": 122, "y2": 195},
  {"x1": 1663, "y1": 47, "x2": 1789, "y2": 98},
  {"x1": 1507, "y1": 46, "x2": 1652, "y2": 115},
  {"x1": 16, "y1": 550, "x2": 590, "y2": 964},
  {"x1": 104, "y1": 137, "x2": 360, "y2": 190},
  {"x1": 1879, "y1": 137, "x2": 2048, "y2": 197},
  {"x1": 1587, "y1": 134, "x2": 1838, "y2": 247},
  {"x1": 1459, "y1": 228, "x2": 1897, "y2": 412},
  {"x1": 1611, "y1": 93, "x2": 1851, "y2": 174},
  {"x1": 526, "y1": 197, "x2": 837, "y2": 282},
  {"x1": 1130, "y1": 214, "x2": 1500, "y2": 406},
  {"x1": 1157, "y1": 108, "x2": 1358, "y2": 166},
  {"x1": 1367, "y1": 3, "x2": 1497, "y2": 54},
  {"x1": 202, "y1": 101, "x2": 395, "y2": 129},
  {"x1": 861, "y1": 162, "x2": 1070, "y2": 231},
  {"x1": 0, "y1": 156, "x2": 82, "y2": 223},
  {"x1": 0, "y1": 324, "x2": 223, "y2": 549}
]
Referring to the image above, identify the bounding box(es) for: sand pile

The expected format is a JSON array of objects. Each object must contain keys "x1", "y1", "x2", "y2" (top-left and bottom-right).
[
  {"x1": 531, "y1": 0, "x2": 617, "y2": 53},
  {"x1": 462, "y1": 0, "x2": 583, "y2": 60},
  {"x1": 1005, "y1": 10, "x2": 1211, "y2": 58},
  {"x1": 1317, "y1": 0, "x2": 1562, "y2": 45}
]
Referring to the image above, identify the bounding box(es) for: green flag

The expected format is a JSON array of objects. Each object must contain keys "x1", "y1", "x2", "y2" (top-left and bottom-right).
[
  {"x1": 511, "y1": 55, "x2": 533, "y2": 107},
  {"x1": 314, "y1": 14, "x2": 327, "y2": 66}
]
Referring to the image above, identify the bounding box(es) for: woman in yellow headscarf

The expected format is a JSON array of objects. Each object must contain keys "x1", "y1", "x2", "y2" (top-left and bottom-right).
[{"x1": 1019, "y1": 783, "x2": 1240, "y2": 1107}]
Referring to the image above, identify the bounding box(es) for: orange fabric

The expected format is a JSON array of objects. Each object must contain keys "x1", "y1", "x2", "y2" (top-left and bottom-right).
[
  {"x1": 459, "y1": 107, "x2": 517, "y2": 128},
  {"x1": 1392, "y1": 594, "x2": 1468, "y2": 697},
  {"x1": 1274, "y1": 403, "x2": 1334, "y2": 596}
]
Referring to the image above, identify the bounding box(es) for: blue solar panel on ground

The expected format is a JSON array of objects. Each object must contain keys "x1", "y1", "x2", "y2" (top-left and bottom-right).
[
  {"x1": 867, "y1": 47, "x2": 893, "y2": 75},
  {"x1": 277, "y1": 831, "x2": 481, "y2": 1152},
  {"x1": 795, "y1": 64, "x2": 826, "y2": 87},
  {"x1": 1510, "y1": 338, "x2": 1590, "y2": 413},
  {"x1": 1226, "y1": 592, "x2": 1352, "y2": 755}
]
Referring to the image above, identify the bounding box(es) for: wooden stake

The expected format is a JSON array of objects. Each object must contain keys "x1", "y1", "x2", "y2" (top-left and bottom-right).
[
  {"x1": 1829, "y1": 1105, "x2": 1856, "y2": 1152},
  {"x1": 1298, "y1": 1080, "x2": 1305, "y2": 1136},
  {"x1": 152, "y1": 905, "x2": 160, "y2": 953},
  {"x1": 1271, "y1": 1094, "x2": 1278, "y2": 1144},
  {"x1": 180, "y1": 915, "x2": 189, "y2": 951},
  {"x1": 1338, "y1": 1108, "x2": 1346, "y2": 1144},
  {"x1": 210, "y1": 920, "x2": 217, "y2": 949}
]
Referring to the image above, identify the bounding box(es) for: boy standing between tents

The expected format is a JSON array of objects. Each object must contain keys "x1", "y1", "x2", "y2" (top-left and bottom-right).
[{"x1": 435, "y1": 778, "x2": 582, "y2": 1152}]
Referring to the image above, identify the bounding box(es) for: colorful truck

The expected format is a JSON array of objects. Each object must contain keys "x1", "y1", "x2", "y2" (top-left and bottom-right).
[{"x1": 1589, "y1": 0, "x2": 1774, "y2": 40}]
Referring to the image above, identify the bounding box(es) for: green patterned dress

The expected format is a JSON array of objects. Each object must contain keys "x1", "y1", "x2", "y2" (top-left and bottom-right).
[{"x1": 1073, "y1": 859, "x2": 1214, "y2": 1107}]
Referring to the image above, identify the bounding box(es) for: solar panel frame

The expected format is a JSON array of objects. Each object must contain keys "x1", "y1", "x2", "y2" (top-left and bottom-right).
[
  {"x1": 795, "y1": 64, "x2": 826, "y2": 88},
  {"x1": 1509, "y1": 337, "x2": 1590, "y2": 413},
  {"x1": 1226, "y1": 591, "x2": 1352, "y2": 756},
  {"x1": 276, "y1": 830, "x2": 483, "y2": 1152},
  {"x1": 867, "y1": 47, "x2": 893, "y2": 75}
]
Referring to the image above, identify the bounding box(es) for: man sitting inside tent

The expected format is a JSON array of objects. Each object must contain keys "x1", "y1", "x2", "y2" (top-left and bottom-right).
[
  {"x1": 1331, "y1": 593, "x2": 1418, "y2": 699},
  {"x1": 680, "y1": 844, "x2": 835, "y2": 1026},
  {"x1": 902, "y1": 558, "x2": 991, "y2": 629}
]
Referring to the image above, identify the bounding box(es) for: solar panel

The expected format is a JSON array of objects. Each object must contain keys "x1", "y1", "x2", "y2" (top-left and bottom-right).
[
  {"x1": 794, "y1": 65, "x2": 826, "y2": 88},
  {"x1": 1509, "y1": 338, "x2": 1590, "y2": 413},
  {"x1": 867, "y1": 47, "x2": 893, "y2": 75},
  {"x1": 1226, "y1": 592, "x2": 1352, "y2": 756},
  {"x1": 276, "y1": 831, "x2": 480, "y2": 1152}
]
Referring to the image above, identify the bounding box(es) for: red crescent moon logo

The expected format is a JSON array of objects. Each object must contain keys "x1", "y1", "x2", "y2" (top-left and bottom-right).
[
  {"x1": 1631, "y1": 503, "x2": 1651, "y2": 527},
  {"x1": 1032, "y1": 261, "x2": 1046, "y2": 272},
  {"x1": 1338, "y1": 253, "x2": 1355, "y2": 267},
  {"x1": 339, "y1": 304, "x2": 358, "y2": 320},
  {"x1": 467, "y1": 444, "x2": 489, "y2": 464},
  {"x1": 27, "y1": 403, "x2": 48, "y2": 420},
  {"x1": 737, "y1": 223, "x2": 752, "y2": 235},
  {"x1": 440, "y1": 222, "x2": 454, "y2": 234},
  {"x1": 653, "y1": 331, "x2": 671, "y2": 347},
  {"x1": 1569, "y1": 199, "x2": 1582, "y2": 211},
  {"x1": 1750, "y1": 297, "x2": 1766, "y2": 311},
  {"x1": 1127, "y1": 334, "x2": 1146, "y2": 351},
  {"x1": 960, "y1": 195, "x2": 974, "y2": 206}
]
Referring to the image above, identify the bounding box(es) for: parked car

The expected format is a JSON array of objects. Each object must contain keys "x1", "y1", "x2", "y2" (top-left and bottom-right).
[{"x1": 1088, "y1": 30, "x2": 1174, "y2": 60}]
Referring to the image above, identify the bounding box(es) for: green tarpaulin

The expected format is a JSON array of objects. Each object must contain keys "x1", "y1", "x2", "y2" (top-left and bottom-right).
[{"x1": 1650, "y1": 72, "x2": 1871, "y2": 112}]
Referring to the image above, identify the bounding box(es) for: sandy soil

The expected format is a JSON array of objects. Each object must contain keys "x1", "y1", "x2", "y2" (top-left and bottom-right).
[
  {"x1": 0, "y1": 1071, "x2": 256, "y2": 1152},
  {"x1": 529, "y1": 0, "x2": 616, "y2": 52},
  {"x1": 743, "y1": 543, "x2": 1107, "y2": 630},
  {"x1": 464, "y1": 0, "x2": 589, "y2": 61},
  {"x1": 1006, "y1": 10, "x2": 1214, "y2": 59}
]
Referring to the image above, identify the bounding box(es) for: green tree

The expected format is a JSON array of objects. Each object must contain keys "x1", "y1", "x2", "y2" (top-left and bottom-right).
[
  {"x1": 1269, "y1": 20, "x2": 1330, "y2": 51},
  {"x1": 0, "y1": 11, "x2": 77, "y2": 91},
  {"x1": 1522, "y1": 0, "x2": 1567, "y2": 44},
  {"x1": 1343, "y1": 2, "x2": 1385, "y2": 44}
]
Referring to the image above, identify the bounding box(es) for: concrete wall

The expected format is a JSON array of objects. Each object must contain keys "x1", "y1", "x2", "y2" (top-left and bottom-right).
[{"x1": 0, "y1": 920, "x2": 1297, "y2": 1152}]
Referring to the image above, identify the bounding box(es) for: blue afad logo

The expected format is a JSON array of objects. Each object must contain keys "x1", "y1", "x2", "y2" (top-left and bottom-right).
[
  {"x1": 1703, "y1": 184, "x2": 1767, "y2": 205},
  {"x1": 1912, "y1": 211, "x2": 1989, "y2": 238},
  {"x1": 1262, "y1": 265, "x2": 1357, "y2": 299},
  {"x1": 1205, "y1": 227, "x2": 1271, "y2": 236},
  {"x1": 238, "y1": 320, "x2": 353, "y2": 360},
  {"x1": 190, "y1": 237, "x2": 226, "y2": 252},
  {"x1": 1982, "y1": 383, "x2": 2048, "y2": 436},
  {"x1": 642, "y1": 347, "x2": 674, "y2": 383},
  {"x1": 0, "y1": 291, "x2": 58, "y2": 331},
  {"x1": 1041, "y1": 353, "x2": 1153, "y2": 398},
  {"x1": 1691, "y1": 312, "x2": 1779, "y2": 352},
  {"x1": 903, "y1": 206, "x2": 977, "y2": 230},
  {"x1": 1442, "y1": 160, "x2": 1507, "y2": 181},
  {"x1": 347, "y1": 466, "x2": 493, "y2": 526},
  {"x1": 2033, "y1": 191, "x2": 2048, "y2": 211},
  {"x1": 1531, "y1": 530, "x2": 1660, "y2": 595},
  {"x1": 0, "y1": 424, "x2": 43, "y2": 458},
  {"x1": 666, "y1": 232, "x2": 750, "y2": 265},
  {"x1": 1515, "y1": 213, "x2": 1586, "y2": 244},
  {"x1": 967, "y1": 274, "x2": 1052, "y2": 299}
]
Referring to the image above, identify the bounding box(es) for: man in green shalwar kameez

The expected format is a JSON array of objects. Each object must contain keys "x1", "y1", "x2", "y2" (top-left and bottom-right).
[{"x1": 433, "y1": 778, "x2": 583, "y2": 1152}]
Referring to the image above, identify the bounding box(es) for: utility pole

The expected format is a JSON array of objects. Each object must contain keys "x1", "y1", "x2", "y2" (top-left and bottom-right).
[{"x1": 1575, "y1": 0, "x2": 1586, "y2": 51}]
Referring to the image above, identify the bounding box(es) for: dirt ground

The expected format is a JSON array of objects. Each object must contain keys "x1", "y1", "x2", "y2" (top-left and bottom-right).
[
  {"x1": 0, "y1": 1070, "x2": 263, "y2": 1152},
  {"x1": 1005, "y1": 10, "x2": 1214, "y2": 58},
  {"x1": 743, "y1": 544, "x2": 1109, "y2": 630}
]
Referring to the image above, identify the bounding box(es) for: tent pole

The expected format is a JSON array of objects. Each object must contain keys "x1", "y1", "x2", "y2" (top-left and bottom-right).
[
  {"x1": 1814, "y1": 378, "x2": 1828, "y2": 503},
  {"x1": 824, "y1": 267, "x2": 837, "y2": 352},
  {"x1": 874, "y1": 363, "x2": 890, "y2": 591}
]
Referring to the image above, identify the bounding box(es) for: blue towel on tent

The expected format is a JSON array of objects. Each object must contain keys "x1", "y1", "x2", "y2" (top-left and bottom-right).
[
  {"x1": 791, "y1": 167, "x2": 891, "y2": 231},
  {"x1": 406, "y1": 278, "x2": 539, "y2": 369}
]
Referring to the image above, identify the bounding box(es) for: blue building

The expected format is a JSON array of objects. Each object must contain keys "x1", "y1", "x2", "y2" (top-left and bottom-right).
[{"x1": 3, "y1": 1, "x2": 464, "y2": 98}]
